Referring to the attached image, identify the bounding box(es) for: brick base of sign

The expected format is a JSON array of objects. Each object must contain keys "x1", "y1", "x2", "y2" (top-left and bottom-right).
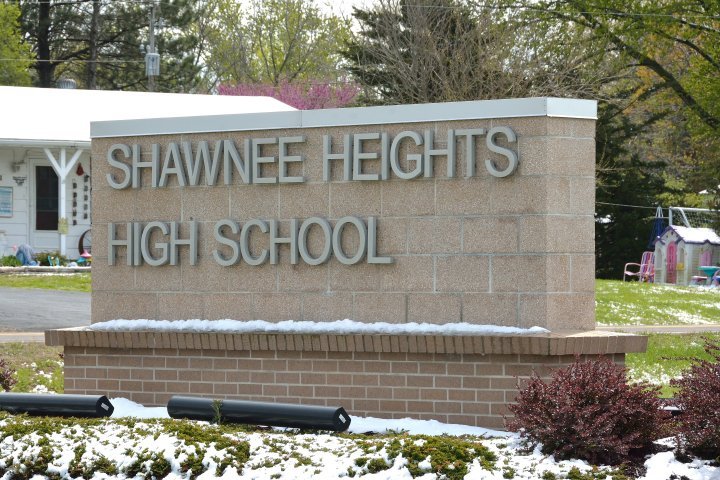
[{"x1": 46, "y1": 330, "x2": 646, "y2": 429}]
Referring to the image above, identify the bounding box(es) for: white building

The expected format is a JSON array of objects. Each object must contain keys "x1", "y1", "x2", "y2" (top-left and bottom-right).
[{"x1": 0, "y1": 86, "x2": 294, "y2": 260}]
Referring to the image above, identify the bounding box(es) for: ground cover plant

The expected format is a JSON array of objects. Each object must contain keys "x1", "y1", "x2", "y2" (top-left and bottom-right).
[
  {"x1": 0, "y1": 410, "x2": 639, "y2": 480},
  {"x1": 595, "y1": 279, "x2": 720, "y2": 325},
  {"x1": 0, "y1": 273, "x2": 91, "y2": 292}
]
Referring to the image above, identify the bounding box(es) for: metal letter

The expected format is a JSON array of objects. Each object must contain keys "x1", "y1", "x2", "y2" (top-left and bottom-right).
[
  {"x1": 159, "y1": 143, "x2": 187, "y2": 187},
  {"x1": 424, "y1": 129, "x2": 455, "y2": 178},
  {"x1": 390, "y1": 131, "x2": 423, "y2": 180},
  {"x1": 278, "y1": 136, "x2": 305, "y2": 184},
  {"x1": 455, "y1": 128, "x2": 485, "y2": 178},
  {"x1": 240, "y1": 219, "x2": 269, "y2": 266},
  {"x1": 485, "y1": 126, "x2": 518, "y2": 178},
  {"x1": 380, "y1": 132, "x2": 390, "y2": 180},
  {"x1": 252, "y1": 137, "x2": 278, "y2": 184},
  {"x1": 322, "y1": 134, "x2": 352, "y2": 181},
  {"x1": 367, "y1": 217, "x2": 393, "y2": 264},
  {"x1": 183, "y1": 140, "x2": 222, "y2": 186},
  {"x1": 223, "y1": 139, "x2": 251, "y2": 185},
  {"x1": 353, "y1": 133, "x2": 380, "y2": 181},
  {"x1": 106, "y1": 144, "x2": 132, "y2": 189},
  {"x1": 332, "y1": 216, "x2": 367, "y2": 265},
  {"x1": 298, "y1": 217, "x2": 332, "y2": 265},
  {"x1": 213, "y1": 220, "x2": 241, "y2": 266},
  {"x1": 169, "y1": 221, "x2": 197, "y2": 266},
  {"x1": 108, "y1": 222, "x2": 134, "y2": 266},
  {"x1": 269, "y1": 219, "x2": 299, "y2": 264},
  {"x1": 140, "y1": 221, "x2": 170, "y2": 266},
  {"x1": 132, "y1": 144, "x2": 160, "y2": 188}
]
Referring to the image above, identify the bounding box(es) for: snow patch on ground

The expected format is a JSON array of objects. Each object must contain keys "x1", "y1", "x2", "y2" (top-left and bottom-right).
[{"x1": 2, "y1": 397, "x2": 718, "y2": 479}]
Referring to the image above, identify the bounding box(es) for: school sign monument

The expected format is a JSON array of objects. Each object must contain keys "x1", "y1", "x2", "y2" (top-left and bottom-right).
[{"x1": 47, "y1": 98, "x2": 646, "y2": 429}]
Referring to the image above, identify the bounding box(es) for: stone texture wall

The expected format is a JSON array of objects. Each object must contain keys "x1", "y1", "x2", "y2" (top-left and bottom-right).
[
  {"x1": 90, "y1": 115, "x2": 596, "y2": 331},
  {"x1": 48, "y1": 330, "x2": 643, "y2": 429}
]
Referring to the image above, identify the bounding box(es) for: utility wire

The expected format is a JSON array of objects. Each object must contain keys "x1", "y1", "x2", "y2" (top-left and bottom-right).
[{"x1": 597, "y1": 201, "x2": 659, "y2": 210}]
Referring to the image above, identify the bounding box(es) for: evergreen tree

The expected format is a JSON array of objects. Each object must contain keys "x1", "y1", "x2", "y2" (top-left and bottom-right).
[{"x1": 18, "y1": 0, "x2": 207, "y2": 91}]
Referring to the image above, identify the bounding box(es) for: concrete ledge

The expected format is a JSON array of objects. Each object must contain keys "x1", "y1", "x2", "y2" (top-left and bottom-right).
[
  {"x1": 45, "y1": 328, "x2": 646, "y2": 356},
  {"x1": 0, "y1": 266, "x2": 91, "y2": 274}
]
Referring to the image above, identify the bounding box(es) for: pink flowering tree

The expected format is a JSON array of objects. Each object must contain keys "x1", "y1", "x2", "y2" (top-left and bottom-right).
[{"x1": 219, "y1": 80, "x2": 359, "y2": 110}]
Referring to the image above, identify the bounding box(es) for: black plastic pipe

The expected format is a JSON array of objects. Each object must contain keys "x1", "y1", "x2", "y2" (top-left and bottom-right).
[
  {"x1": 0, "y1": 393, "x2": 114, "y2": 417},
  {"x1": 167, "y1": 395, "x2": 351, "y2": 431}
]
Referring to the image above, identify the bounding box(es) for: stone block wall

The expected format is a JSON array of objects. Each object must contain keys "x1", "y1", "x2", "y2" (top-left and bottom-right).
[{"x1": 89, "y1": 102, "x2": 597, "y2": 331}]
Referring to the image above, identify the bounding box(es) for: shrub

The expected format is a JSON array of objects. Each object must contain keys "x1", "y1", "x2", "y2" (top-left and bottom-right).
[
  {"x1": 670, "y1": 340, "x2": 720, "y2": 458},
  {"x1": 0, "y1": 358, "x2": 16, "y2": 391},
  {"x1": 507, "y1": 356, "x2": 669, "y2": 465},
  {"x1": 37, "y1": 251, "x2": 71, "y2": 266},
  {"x1": 0, "y1": 255, "x2": 21, "y2": 266}
]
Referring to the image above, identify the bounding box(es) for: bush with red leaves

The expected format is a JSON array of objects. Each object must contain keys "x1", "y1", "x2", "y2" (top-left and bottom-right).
[
  {"x1": 671, "y1": 340, "x2": 720, "y2": 458},
  {"x1": 506, "y1": 356, "x2": 670, "y2": 465},
  {"x1": 0, "y1": 358, "x2": 16, "y2": 392}
]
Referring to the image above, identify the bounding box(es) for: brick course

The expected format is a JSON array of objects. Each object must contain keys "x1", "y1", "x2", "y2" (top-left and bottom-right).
[{"x1": 50, "y1": 329, "x2": 642, "y2": 429}]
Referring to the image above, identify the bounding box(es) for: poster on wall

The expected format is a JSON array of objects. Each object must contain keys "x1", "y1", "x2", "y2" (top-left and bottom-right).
[{"x1": 0, "y1": 187, "x2": 12, "y2": 217}]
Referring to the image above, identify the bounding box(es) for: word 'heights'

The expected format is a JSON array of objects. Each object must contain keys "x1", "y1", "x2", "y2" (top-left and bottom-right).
[{"x1": 105, "y1": 127, "x2": 518, "y2": 189}]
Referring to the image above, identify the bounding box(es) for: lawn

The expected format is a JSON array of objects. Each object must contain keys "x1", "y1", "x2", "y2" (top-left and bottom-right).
[
  {"x1": 596, "y1": 279, "x2": 720, "y2": 325},
  {"x1": 0, "y1": 342, "x2": 63, "y2": 393},
  {"x1": 625, "y1": 333, "x2": 720, "y2": 396},
  {"x1": 0, "y1": 273, "x2": 91, "y2": 292}
]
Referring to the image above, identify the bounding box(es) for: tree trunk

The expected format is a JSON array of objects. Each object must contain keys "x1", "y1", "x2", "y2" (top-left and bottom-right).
[
  {"x1": 86, "y1": 0, "x2": 101, "y2": 89},
  {"x1": 37, "y1": 0, "x2": 53, "y2": 87}
]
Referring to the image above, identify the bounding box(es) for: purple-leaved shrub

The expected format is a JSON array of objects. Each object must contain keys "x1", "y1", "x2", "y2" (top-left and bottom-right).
[
  {"x1": 507, "y1": 356, "x2": 669, "y2": 465},
  {"x1": 671, "y1": 340, "x2": 720, "y2": 458},
  {"x1": 0, "y1": 358, "x2": 16, "y2": 391}
]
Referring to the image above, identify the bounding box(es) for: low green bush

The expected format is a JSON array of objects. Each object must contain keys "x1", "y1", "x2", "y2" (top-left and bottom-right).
[
  {"x1": 37, "y1": 251, "x2": 71, "y2": 266},
  {"x1": 0, "y1": 255, "x2": 21, "y2": 267}
]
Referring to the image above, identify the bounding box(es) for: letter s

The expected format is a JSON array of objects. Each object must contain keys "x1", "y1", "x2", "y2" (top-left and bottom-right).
[
  {"x1": 106, "y1": 144, "x2": 132, "y2": 189},
  {"x1": 485, "y1": 127, "x2": 518, "y2": 178}
]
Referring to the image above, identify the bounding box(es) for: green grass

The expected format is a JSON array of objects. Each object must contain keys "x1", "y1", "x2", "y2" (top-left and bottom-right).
[
  {"x1": 625, "y1": 333, "x2": 720, "y2": 397},
  {"x1": 0, "y1": 343, "x2": 64, "y2": 393},
  {"x1": 596, "y1": 279, "x2": 720, "y2": 325},
  {"x1": 0, "y1": 273, "x2": 91, "y2": 292}
]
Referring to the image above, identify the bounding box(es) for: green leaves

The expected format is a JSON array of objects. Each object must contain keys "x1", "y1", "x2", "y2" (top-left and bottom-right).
[{"x1": 0, "y1": 3, "x2": 33, "y2": 86}]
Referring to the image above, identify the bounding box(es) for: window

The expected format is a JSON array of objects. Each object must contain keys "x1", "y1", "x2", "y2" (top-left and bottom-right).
[{"x1": 36, "y1": 166, "x2": 58, "y2": 231}]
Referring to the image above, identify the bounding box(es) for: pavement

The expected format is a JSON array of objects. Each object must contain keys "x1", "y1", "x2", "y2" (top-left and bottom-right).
[{"x1": 0, "y1": 287, "x2": 90, "y2": 343}]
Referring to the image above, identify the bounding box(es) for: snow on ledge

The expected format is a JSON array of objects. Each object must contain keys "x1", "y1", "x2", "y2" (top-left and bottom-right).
[{"x1": 88, "y1": 319, "x2": 550, "y2": 336}]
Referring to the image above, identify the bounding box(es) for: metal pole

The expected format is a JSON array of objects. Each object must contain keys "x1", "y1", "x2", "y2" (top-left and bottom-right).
[
  {"x1": 167, "y1": 396, "x2": 352, "y2": 431},
  {"x1": 148, "y1": 1, "x2": 157, "y2": 92}
]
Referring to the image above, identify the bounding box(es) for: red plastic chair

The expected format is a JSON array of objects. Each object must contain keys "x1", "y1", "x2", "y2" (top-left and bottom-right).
[{"x1": 623, "y1": 251, "x2": 655, "y2": 282}]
